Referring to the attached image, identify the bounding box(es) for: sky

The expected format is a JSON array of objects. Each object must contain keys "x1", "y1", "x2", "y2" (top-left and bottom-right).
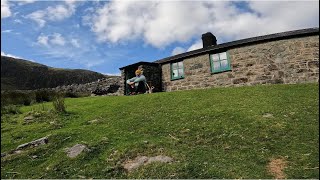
[{"x1": 1, "y1": 0, "x2": 319, "y2": 76}]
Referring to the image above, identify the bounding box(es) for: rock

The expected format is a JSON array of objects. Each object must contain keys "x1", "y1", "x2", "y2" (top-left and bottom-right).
[
  {"x1": 233, "y1": 77, "x2": 248, "y2": 84},
  {"x1": 263, "y1": 113, "x2": 274, "y2": 118},
  {"x1": 307, "y1": 61, "x2": 319, "y2": 68},
  {"x1": 65, "y1": 144, "x2": 88, "y2": 158},
  {"x1": 107, "y1": 84, "x2": 120, "y2": 93},
  {"x1": 146, "y1": 155, "x2": 173, "y2": 165},
  {"x1": 14, "y1": 150, "x2": 22, "y2": 154},
  {"x1": 123, "y1": 155, "x2": 173, "y2": 172},
  {"x1": 123, "y1": 156, "x2": 149, "y2": 172},
  {"x1": 16, "y1": 137, "x2": 49, "y2": 150},
  {"x1": 1, "y1": 153, "x2": 7, "y2": 158},
  {"x1": 88, "y1": 119, "x2": 99, "y2": 124}
]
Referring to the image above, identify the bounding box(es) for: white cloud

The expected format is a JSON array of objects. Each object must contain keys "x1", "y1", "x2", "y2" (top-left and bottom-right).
[
  {"x1": 103, "y1": 72, "x2": 121, "y2": 76},
  {"x1": 1, "y1": 51, "x2": 36, "y2": 62},
  {"x1": 47, "y1": 4, "x2": 75, "y2": 21},
  {"x1": 1, "y1": 51, "x2": 21, "y2": 59},
  {"x1": 37, "y1": 34, "x2": 49, "y2": 46},
  {"x1": 14, "y1": 19, "x2": 23, "y2": 24},
  {"x1": 71, "y1": 39, "x2": 80, "y2": 48},
  {"x1": 85, "y1": 59, "x2": 105, "y2": 69},
  {"x1": 171, "y1": 40, "x2": 203, "y2": 56},
  {"x1": 37, "y1": 33, "x2": 66, "y2": 46},
  {"x1": 171, "y1": 47, "x2": 185, "y2": 56},
  {"x1": 18, "y1": 0, "x2": 37, "y2": 5},
  {"x1": 26, "y1": 0, "x2": 78, "y2": 27},
  {"x1": 85, "y1": 1, "x2": 319, "y2": 48},
  {"x1": 34, "y1": 33, "x2": 106, "y2": 68},
  {"x1": 1, "y1": 0, "x2": 11, "y2": 18},
  {"x1": 187, "y1": 41, "x2": 202, "y2": 52},
  {"x1": 1, "y1": 29, "x2": 12, "y2": 33},
  {"x1": 26, "y1": 10, "x2": 46, "y2": 27},
  {"x1": 51, "y1": 33, "x2": 66, "y2": 46}
]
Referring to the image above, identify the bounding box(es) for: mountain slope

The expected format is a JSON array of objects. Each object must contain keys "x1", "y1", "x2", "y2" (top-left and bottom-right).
[
  {"x1": 1, "y1": 56, "x2": 107, "y2": 90},
  {"x1": 1, "y1": 83, "x2": 319, "y2": 178}
]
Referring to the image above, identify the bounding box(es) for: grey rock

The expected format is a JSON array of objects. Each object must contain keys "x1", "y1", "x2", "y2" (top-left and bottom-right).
[
  {"x1": 146, "y1": 155, "x2": 173, "y2": 164},
  {"x1": 65, "y1": 144, "x2": 88, "y2": 158},
  {"x1": 123, "y1": 155, "x2": 173, "y2": 172},
  {"x1": 16, "y1": 137, "x2": 48, "y2": 150},
  {"x1": 263, "y1": 113, "x2": 274, "y2": 118},
  {"x1": 123, "y1": 156, "x2": 149, "y2": 172}
]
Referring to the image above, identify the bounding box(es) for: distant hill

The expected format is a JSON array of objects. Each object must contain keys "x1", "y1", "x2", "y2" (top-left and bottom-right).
[{"x1": 1, "y1": 56, "x2": 107, "y2": 90}]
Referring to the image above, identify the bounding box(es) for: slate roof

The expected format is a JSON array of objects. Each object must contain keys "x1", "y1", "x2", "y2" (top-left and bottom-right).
[{"x1": 119, "y1": 61, "x2": 160, "y2": 70}]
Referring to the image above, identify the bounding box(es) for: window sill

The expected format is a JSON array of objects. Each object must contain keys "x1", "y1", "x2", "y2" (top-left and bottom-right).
[
  {"x1": 211, "y1": 69, "x2": 232, "y2": 75},
  {"x1": 171, "y1": 77, "x2": 184, "y2": 81}
]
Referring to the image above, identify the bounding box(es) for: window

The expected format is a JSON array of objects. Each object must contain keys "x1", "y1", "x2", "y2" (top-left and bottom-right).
[
  {"x1": 210, "y1": 52, "x2": 231, "y2": 73},
  {"x1": 171, "y1": 61, "x2": 184, "y2": 80}
]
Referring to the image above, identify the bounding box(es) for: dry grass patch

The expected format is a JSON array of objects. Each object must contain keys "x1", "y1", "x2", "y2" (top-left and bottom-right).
[{"x1": 267, "y1": 157, "x2": 288, "y2": 179}]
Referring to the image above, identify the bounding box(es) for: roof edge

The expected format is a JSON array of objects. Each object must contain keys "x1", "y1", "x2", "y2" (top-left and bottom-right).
[
  {"x1": 155, "y1": 27, "x2": 319, "y2": 64},
  {"x1": 119, "y1": 61, "x2": 159, "y2": 70}
]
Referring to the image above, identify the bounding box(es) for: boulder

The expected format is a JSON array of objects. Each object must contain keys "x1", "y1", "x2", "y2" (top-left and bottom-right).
[
  {"x1": 123, "y1": 155, "x2": 173, "y2": 172},
  {"x1": 16, "y1": 136, "x2": 48, "y2": 150},
  {"x1": 65, "y1": 144, "x2": 88, "y2": 158}
]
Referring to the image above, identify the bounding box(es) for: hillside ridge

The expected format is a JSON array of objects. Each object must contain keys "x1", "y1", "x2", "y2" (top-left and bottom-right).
[{"x1": 1, "y1": 56, "x2": 107, "y2": 90}]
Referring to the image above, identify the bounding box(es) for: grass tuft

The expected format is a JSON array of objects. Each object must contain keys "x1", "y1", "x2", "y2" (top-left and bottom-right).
[{"x1": 52, "y1": 95, "x2": 66, "y2": 113}]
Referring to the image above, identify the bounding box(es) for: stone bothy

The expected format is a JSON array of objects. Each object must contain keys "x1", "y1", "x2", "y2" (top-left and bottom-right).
[{"x1": 119, "y1": 28, "x2": 319, "y2": 95}]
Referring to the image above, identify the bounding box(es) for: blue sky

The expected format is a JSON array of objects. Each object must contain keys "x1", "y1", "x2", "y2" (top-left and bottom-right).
[{"x1": 1, "y1": 0, "x2": 319, "y2": 75}]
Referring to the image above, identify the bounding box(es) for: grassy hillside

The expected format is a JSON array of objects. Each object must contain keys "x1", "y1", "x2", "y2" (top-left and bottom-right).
[
  {"x1": 1, "y1": 56, "x2": 106, "y2": 90},
  {"x1": 1, "y1": 83, "x2": 319, "y2": 178}
]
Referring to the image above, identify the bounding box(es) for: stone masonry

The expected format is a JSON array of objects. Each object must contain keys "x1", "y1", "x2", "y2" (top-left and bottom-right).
[
  {"x1": 162, "y1": 35, "x2": 319, "y2": 92},
  {"x1": 46, "y1": 76, "x2": 122, "y2": 95}
]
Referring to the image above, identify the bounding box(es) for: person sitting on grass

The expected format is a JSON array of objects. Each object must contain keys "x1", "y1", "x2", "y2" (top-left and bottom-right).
[{"x1": 126, "y1": 69, "x2": 146, "y2": 95}]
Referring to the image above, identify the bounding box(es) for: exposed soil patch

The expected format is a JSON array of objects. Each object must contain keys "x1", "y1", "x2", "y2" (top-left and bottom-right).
[{"x1": 267, "y1": 157, "x2": 287, "y2": 179}]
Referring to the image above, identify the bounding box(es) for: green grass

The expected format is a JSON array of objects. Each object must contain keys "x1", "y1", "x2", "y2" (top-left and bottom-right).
[{"x1": 1, "y1": 83, "x2": 319, "y2": 179}]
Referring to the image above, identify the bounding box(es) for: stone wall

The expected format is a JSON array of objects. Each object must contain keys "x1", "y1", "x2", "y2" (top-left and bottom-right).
[
  {"x1": 118, "y1": 70, "x2": 125, "y2": 95},
  {"x1": 45, "y1": 76, "x2": 122, "y2": 95},
  {"x1": 162, "y1": 35, "x2": 319, "y2": 92}
]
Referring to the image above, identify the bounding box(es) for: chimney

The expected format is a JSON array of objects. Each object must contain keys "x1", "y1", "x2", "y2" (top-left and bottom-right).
[{"x1": 201, "y1": 32, "x2": 217, "y2": 48}]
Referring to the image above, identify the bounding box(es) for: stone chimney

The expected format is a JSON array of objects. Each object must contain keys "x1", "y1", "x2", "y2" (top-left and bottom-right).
[{"x1": 201, "y1": 32, "x2": 217, "y2": 48}]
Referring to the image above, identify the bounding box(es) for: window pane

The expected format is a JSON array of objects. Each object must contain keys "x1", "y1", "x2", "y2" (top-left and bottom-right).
[
  {"x1": 173, "y1": 69, "x2": 178, "y2": 78},
  {"x1": 221, "y1": 60, "x2": 229, "y2": 69},
  {"x1": 213, "y1": 61, "x2": 220, "y2": 70},
  {"x1": 172, "y1": 63, "x2": 177, "y2": 70},
  {"x1": 220, "y1": 52, "x2": 227, "y2": 60},
  {"x1": 178, "y1": 62, "x2": 183, "y2": 68},
  {"x1": 211, "y1": 54, "x2": 219, "y2": 61},
  {"x1": 178, "y1": 68, "x2": 184, "y2": 77}
]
